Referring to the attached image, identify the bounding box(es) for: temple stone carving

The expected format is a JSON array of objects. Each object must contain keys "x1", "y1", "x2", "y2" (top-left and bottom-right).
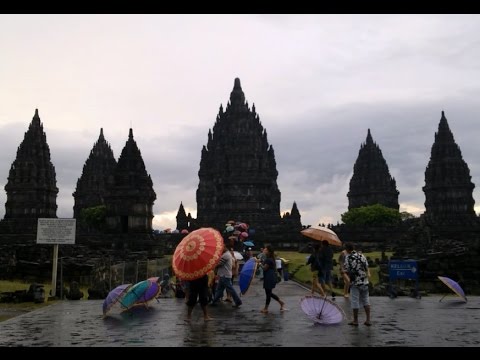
[
  {"x1": 73, "y1": 128, "x2": 117, "y2": 219},
  {"x1": 423, "y1": 111, "x2": 477, "y2": 225},
  {"x1": 104, "y1": 129, "x2": 156, "y2": 233},
  {"x1": 347, "y1": 129, "x2": 399, "y2": 210},
  {"x1": 0, "y1": 109, "x2": 58, "y2": 234},
  {"x1": 195, "y1": 78, "x2": 286, "y2": 233}
]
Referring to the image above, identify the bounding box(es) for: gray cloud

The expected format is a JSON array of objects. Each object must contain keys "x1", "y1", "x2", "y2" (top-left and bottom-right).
[{"x1": 1, "y1": 14, "x2": 480, "y2": 229}]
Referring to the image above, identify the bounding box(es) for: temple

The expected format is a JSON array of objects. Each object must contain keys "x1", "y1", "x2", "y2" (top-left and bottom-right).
[
  {"x1": 423, "y1": 111, "x2": 477, "y2": 225},
  {"x1": 195, "y1": 78, "x2": 295, "y2": 234},
  {"x1": 347, "y1": 129, "x2": 399, "y2": 210}
]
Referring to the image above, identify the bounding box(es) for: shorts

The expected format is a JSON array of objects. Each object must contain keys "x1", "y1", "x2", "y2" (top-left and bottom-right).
[
  {"x1": 318, "y1": 270, "x2": 331, "y2": 284},
  {"x1": 350, "y1": 284, "x2": 370, "y2": 309}
]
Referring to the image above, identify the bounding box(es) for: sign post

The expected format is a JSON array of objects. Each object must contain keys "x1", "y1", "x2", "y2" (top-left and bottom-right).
[
  {"x1": 36, "y1": 218, "x2": 76, "y2": 297},
  {"x1": 388, "y1": 259, "x2": 420, "y2": 299}
]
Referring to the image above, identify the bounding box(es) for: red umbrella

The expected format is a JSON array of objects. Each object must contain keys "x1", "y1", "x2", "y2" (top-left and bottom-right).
[{"x1": 172, "y1": 227, "x2": 224, "y2": 281}]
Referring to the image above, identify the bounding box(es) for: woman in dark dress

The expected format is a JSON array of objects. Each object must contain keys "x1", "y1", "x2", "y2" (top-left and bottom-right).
[{"x1": 257, "y1": 245, "x2": 286, "y2": 313}]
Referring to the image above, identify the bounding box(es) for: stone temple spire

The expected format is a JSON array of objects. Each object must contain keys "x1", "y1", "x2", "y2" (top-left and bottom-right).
[
  {"x1": 423, "y1": 111, "x2": 477, "y2": 224},
  {"x1": 347, "y1": 129, "x2": 399, "y2": 210},
  {"x1": 176, "y1": 202, "x2": 188, "y2": 231},
  {"x1": 228, "y1": 77, "x2": 247, "y2": 109},
  {"x1": 104, "y1": 128, "x2": 156, "y2": 233},
  {"x1": 73, "y1": 128, "x2": 117, "y2": 219},
  {"x1": 196, "y1": 78, "x2": 282, "y2": 232},
  {"x1": 4, "y1": 109, "x2": 58, "y2": 219}
]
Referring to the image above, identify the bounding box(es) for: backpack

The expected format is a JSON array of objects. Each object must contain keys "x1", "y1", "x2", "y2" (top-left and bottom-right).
[{"x1": 311, "y1": 254, "x2": 321, "y2": 271}]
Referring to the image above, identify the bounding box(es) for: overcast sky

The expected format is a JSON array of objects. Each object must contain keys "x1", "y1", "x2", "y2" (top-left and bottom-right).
[{"x1": 1, "y1": 14, "x2": 480, "y2": 230}]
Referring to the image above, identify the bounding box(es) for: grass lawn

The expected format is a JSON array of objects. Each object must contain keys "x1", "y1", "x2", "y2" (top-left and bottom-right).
[
  {"x1": 0, "y1": 279, "x2": 90, "y2": 322},
  {"x1": 278, "y1": 250, "x2": 392, "y2": 293}
]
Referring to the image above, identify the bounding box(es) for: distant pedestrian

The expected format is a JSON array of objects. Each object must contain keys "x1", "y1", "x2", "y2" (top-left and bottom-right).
[
  {"x1": 257, "y1": 245, "x2": 286, "y2": 313},
  {"x1": 338, "y1": 249, "x2": 350, "y2": 298},
  {"x1": 256, "y1": 248, "x2": 266, "y2": 279},
  {"x1": 320, "y1": 240, "x2": 335, "y2": 299},
  {"x1": 344, "y1": 243, "x2": 371, "y2": 326}
]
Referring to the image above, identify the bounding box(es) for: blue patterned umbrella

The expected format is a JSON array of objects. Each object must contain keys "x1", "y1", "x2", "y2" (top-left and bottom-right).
[
  {"x1": 118, "y1": 280, "x2": 152, "y2": 310},
  {"x1": 438, "y1": 276, "x2": 467, "y2": 302},
  {"x1": 238, "y1": 258, "x2": 258, "y2": 295}
]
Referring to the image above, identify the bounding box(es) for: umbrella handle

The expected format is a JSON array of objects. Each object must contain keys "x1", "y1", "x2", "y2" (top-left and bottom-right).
[
  {"x1": 318, "y1": 295, "x2": 328, "y2": 317},
  {"x1": 439, "y1": 294, "x2": 447, "y2": 302}
]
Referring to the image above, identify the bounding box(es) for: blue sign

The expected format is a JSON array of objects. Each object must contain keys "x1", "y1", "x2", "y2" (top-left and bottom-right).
[{"x1": 389, "y1": 260, "x2": 418, "y2": 280}]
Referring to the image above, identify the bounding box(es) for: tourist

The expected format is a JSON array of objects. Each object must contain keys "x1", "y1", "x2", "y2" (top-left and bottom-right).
[
  {"x1": 210, "y1": 246, "x2": 242, "y2": 308},
  {"x1": 338, "y1": 248, "x2": 350, "y2": 298},
  {"x1": 344, "y1": 243, "x2": 371, "y2": 326},
  {"x1": 320, "y1": 240, "x2": 335, "y2": 299},
  {"x1": 306, "y1": 244, "x2": 326, "y2": 297},
  {"x1": 185, "y1": 274, "x2": 213, "y2": 322},
  {"x1": 257, "y1": 245, "x2": 286, "y2": 313}
]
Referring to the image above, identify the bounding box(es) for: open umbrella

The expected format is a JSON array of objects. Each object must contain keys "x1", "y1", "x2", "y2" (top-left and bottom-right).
[
  {"x1": 238, "y1": 258, "x2": 258, "y2": 295},
  {"x1": 438, "y1": 276, "x2": 467, "y2": 302},
  {"x1": 118, "y1": 279, "x2": 152, "y2": 310},
  {"x1": 243, "y1": 241, "x2": 254, "y2": 247},
  {"x1": 102, "y1": 283, "x2": 132, "y2": 316},
  {"x1": 233, "y1": 251, "x2": 244, "y2": 261},
  {"x1": 300, "y1": 295, "x2": 345, "y2": 325},
  {"x1": 172, "y1": 227, "x2": 224, "y2": 281},
  {"x1": 300, "y1": 226, "x2": 342, "y2": 247},
  {"x1": 134, "y1": 278, "x2": 161, "y2": 305}
]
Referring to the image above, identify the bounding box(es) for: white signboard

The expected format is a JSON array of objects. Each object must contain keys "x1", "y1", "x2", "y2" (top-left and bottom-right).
[{"x1": 36, "y1": 218, "x2": 76, "y2": 244}]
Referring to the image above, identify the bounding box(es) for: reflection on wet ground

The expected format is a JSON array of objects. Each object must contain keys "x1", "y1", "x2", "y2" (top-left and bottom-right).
[{"x1": 1, "y1": 279, "x2": 478, "y2": 347}]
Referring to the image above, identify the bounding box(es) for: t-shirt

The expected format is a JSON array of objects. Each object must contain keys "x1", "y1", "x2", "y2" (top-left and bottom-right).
[{"x1": 345, "y1": 251, "x2": 369, "y2": 286}]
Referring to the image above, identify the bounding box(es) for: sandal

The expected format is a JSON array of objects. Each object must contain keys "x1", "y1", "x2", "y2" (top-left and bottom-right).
[
  {"x1": 348, "y1": 321, "x2": 359, "y2": 326},
  {"x1": 364, "y1": 321, "x2": 372, "y2": 326},
  {"x1": 260, "y1": 309, "x2": 269, "y2": 314}
]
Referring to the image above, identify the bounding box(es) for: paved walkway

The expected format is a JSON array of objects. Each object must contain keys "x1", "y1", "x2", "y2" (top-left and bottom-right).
[{"x1": 0, "y1": 279, "x2": 479, "y2": 347}]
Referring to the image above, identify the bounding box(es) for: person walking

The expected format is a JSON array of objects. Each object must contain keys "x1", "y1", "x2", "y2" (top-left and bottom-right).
[
  {"x1": 319, "y1": 240, "x2": 335, "y2": 299},
  {"x1": 185, "y1": 274, "x2": 213, "y2": 322},
  {"x1": 210, "y1": 246, "x2": 242, "y2": 308},
  {"x1": 257, "y1": 245, "x2": 286, "y2": 313},
  {"x1": 344, "y1": 243, "x2": 371, "y2": 326},
  {"x1": 306, "y1": 244, "x2": 326, "y2": 297}
]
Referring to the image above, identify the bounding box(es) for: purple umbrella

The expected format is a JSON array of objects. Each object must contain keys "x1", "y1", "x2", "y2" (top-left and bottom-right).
[
  {"x1": 134, "y1": 279, "x2": 161, "y2": 305},
  {"x1": 300, "y1": 295, "x2": 345, "y2": 325},
  {"x1": 438, "y1": 276, "x2": 467, "y2": 302},
  {"x1": 102, "y1": 284, "x2": 132, "y2": 316}
]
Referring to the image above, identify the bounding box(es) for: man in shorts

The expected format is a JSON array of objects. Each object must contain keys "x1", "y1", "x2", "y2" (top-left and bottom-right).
[{"x1": 344, "y1": 243, "x2": 371, "y2": 326}]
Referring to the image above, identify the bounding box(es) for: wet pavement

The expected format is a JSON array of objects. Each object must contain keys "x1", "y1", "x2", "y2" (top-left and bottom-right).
[{"x1": 0, "y1": 279, "x2": 479, "y2": 347}]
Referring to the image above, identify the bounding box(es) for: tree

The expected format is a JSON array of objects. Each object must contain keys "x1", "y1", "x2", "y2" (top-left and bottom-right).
[
  {"x1": 341, "y1": 204, "x2": 401, "y2": 226},
  {"x1": 400, "y1": 211, "x2": 416, "y2": 221},
  {"x1": 80, "y1": 205, "x2": 107, "y2": 231}
]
